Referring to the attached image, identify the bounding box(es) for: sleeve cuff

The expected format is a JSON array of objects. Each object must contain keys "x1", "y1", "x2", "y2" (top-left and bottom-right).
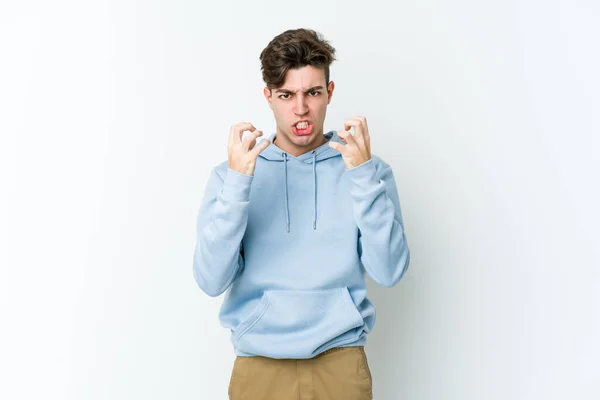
[
  {"x1": 221, "y1": 168, "x2": 253, "y2": 202},
  {"x1": 345, "y1": 158, "x2": 380, "y2": 188}
]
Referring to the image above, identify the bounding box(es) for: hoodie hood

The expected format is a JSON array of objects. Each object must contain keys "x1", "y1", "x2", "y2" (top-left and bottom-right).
[{"x1": 258, "y1": 130, "x2": 343, "y2": 233}]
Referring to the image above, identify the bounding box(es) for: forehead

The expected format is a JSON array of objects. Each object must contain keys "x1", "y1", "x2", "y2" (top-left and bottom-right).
[{"x1": 280, "y1": 65, "x2": 326, "y2": 90}]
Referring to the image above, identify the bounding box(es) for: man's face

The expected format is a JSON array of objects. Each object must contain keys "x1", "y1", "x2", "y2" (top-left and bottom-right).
[{"x1": 264, "y1": 65, "x2": 335, "y2": 156}]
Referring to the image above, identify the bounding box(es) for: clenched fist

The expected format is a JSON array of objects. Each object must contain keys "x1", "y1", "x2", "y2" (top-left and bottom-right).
[{"x1": 228, "y1": 122, "x2": 271, "y2": 176}]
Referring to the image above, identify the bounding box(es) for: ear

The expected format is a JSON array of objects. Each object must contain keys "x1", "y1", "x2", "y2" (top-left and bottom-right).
[
  {"x1": 263, "y1": 87, "x2": 273, "y2": 110},
  {"x1": 326, "y1": 81, "x2": 335, "y2": 105}
]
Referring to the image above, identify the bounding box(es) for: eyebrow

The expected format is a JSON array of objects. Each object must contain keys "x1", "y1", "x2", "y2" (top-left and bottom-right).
[{"x1": 274, "y1": 86, "x2": 324, "y2": 94}]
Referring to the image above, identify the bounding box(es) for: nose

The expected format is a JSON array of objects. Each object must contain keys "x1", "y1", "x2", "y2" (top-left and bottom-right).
[{"x1": 293, "y1": 93, "x2": 308, "y2": 116}]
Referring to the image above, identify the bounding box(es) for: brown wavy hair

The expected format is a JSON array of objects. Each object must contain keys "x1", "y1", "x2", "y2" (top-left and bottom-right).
[{"x1": 259, "y1": 28, "x2": 336, "y2": 90}]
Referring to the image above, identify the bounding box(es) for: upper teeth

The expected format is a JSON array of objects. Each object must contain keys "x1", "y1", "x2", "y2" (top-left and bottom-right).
[{"x1": 296, "y1": 122, "x2": 308, "y2": 129}]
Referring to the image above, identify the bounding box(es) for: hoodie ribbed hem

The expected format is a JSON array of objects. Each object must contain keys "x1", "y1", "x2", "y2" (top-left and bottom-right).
[
  {"x1": 221, "y1": 168, "x2": 253, "y2": 202},
  {"x1": 232, "y1": 332, "x2": 368, "y2": 358}
]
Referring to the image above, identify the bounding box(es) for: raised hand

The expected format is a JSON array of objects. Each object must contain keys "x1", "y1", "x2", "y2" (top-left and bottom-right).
[
  {"x1": 227, "y1": 122, "x2": 271, "y2": 176},
  {"x1": 328, "y1": 116, "x2": 372, "y2": 169}
]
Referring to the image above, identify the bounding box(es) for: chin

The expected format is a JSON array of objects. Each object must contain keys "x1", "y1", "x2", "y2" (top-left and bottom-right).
[
  {"x1": 279, "y1": 127, "x2": 322, "y2": 148},
  {"x1": 294, "y1": 133, "x2": 319, "y2": 145}
]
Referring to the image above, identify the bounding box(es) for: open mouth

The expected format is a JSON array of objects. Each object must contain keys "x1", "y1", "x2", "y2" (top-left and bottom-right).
[{"x1": 292, "y1": 121, "x2": 313, "y2": 136}]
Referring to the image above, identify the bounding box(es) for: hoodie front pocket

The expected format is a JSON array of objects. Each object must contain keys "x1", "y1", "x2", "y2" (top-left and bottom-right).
[{"x1": 232, "y1": 287, "x2": 365, "y2": 359}]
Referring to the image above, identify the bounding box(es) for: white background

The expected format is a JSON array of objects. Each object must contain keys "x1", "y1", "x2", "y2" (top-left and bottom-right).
[{"x1": 1, "y1": 1, "x2": 599, "y2": 399}]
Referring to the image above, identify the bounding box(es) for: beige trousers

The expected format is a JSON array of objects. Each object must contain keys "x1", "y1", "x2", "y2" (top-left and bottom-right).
[{"x1": 228, "y1": 345, "x2": 373, "y2": 400}]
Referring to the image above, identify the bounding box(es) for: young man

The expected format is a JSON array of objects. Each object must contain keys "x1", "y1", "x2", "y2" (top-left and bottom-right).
[{"x1": 193, "y1": 28, "x2": 410, "y2": 400}]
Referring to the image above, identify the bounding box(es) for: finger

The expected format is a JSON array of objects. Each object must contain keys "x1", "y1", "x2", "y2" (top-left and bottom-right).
[
  {"x1": 250, "y1": 139, "x2": 271, "y2": 157},
  {"x1": 344, "y1": 117, "x2": 370, "y2": 141},
  {"x1": 242, "y1": 130, "x2": 263, "y2": 150},
  {"x1": 352, "y1": 116, "x2": 370, "y2": 140},
  {"x1": 338, "y1": 129, "x2": 357, "y2": 147},
  {"x1": 231, "y1": 122, "x2": 256, "y2": 143},
  {"x1": 343, "y1": 118, "x2": 361, "y2": 136},
  {"x1": 347, "y1": 116, "x2": 369, "y2": 132},
  {"x1": 328, "y1": 140, "x2": 348, "y2": 155},
  {"x1": 247, "y1": 131, "x2": 265, "y2": 150},
  {"x1": 360, "y1": 117, "x2": 369, "y2": 137}
]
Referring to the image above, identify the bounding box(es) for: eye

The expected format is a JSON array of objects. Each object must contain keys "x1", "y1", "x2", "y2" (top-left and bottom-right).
[
  {"x1": 309, "y1": 90, "x2": 321, "y2": 96},
  {"x1": 278, "y1": 93, "x2": 291, "y2": 99}
]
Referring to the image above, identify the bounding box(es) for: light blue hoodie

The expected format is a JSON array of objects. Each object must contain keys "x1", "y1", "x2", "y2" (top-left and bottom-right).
[{"x1": 193, "y1": 130, "x2": 410, "y2": 359}]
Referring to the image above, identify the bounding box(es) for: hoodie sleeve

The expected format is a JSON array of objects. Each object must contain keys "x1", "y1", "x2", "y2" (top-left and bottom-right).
[
  {"x1": 193, "y1": 166, "x2": 253, "y2": 297},
  {"x1": 345, "y1": 158, "x2": 411, "y2": 287}
]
